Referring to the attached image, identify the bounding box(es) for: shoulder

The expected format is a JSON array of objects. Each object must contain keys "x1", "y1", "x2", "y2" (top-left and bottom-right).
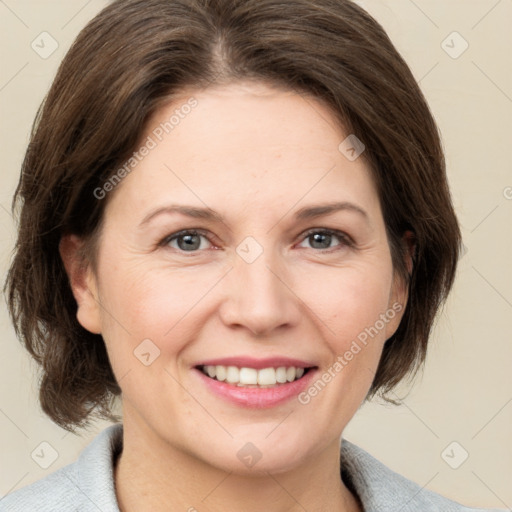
[
  {"x1": 340, "y1": 439, "x2": 506, "y2": 512},
  {"x1": 0, "y1": 424, "x2": 123, "y2": 512},
  {"x1": 0, "y1": 462, "x2": 82, "y2": 512}
]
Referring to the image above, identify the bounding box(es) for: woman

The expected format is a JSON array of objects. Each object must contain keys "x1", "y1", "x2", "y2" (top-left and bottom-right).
[{"x1": 2, "y1": 0, "x2": 506, "y2": 510}]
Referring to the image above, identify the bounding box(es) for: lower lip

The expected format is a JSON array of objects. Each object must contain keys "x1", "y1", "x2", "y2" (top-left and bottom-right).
[{"x1": 193, "y1": 367, "x2": 318, "y2": 408}]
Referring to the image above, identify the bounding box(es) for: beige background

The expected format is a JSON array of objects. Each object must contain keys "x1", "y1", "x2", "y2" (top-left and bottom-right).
[{"x1": 0, "y1": 0, "x2": 511, "y2": 508}]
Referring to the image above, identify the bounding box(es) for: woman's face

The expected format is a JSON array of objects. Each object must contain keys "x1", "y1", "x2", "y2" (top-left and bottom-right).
[{"x1": 74, "y1": 81, "x2": 408, "y2": 474}]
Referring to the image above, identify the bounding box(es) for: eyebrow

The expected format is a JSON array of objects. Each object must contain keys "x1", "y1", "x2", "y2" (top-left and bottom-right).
[
  {"x1": 294, "y1": 201, "x2": 369, "y2": 222},
  {"x1": 138, "y1": 201, "x2": 369, "y2": 227},
  {"x1": 139, "y1": 204, "x2": 224, "y2": 227}
]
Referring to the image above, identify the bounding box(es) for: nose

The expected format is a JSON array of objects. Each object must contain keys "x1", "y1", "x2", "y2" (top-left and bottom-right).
[{"x1": 218, "y1": 249, "x2": 301, "y2": 337}]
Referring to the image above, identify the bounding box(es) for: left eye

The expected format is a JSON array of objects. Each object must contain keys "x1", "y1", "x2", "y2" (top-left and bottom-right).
[{"x1": 297, "y1": 229, "x2": 351, "y2": 251}]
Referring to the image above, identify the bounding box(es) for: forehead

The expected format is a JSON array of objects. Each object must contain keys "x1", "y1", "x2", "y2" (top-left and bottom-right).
[{"x1": 103, "y1": 81, "x2": 380, "y2": 225}]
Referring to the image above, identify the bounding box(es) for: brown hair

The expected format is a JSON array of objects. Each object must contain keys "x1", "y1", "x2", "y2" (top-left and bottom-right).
[{"x1": 5, "y1": 0, "x2": 461, "y2": 431}]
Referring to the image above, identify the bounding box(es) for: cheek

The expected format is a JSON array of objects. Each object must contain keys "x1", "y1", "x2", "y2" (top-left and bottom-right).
[
  {"x1": 299, "y1": 261, "x2": 395, "y2": 396},
  {"x1": 94, "y1": 266, "x2": 210, "y2": 411},
  {"x1": 297, "y1": 261, "x2": 395, "y2": 344},
  {"x1": 96, "y1": 261, "x2": 223, "y2": 359},
  {"x1": 292, "y1": 265, "x2": 396, "y2": 433}
]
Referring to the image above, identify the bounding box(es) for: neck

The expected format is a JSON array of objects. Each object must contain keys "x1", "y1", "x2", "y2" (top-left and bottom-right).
[{"x1": 114, "y1": 411, "x2": 362, "y2": 512}]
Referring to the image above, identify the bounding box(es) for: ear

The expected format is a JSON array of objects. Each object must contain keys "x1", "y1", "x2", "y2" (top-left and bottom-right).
[
  {"x1": 386, "y1": 230, "x2": 416, "y2": 337},
  {"x1": 402, "y1": 230, "x2": 415, "y2": 277},
  {"x1": 59, "y1": 234, "x2": 102, "y2": 334}
]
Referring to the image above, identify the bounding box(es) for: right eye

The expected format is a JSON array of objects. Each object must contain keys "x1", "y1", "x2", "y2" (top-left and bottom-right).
[{"x1": 160, "y1": 229, "x2": 215, "y2": 253}]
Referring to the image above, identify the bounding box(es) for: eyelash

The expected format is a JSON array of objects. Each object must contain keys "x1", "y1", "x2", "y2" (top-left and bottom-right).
[{"x1": 158, "y1": 228, "x2": 355, "y2": 255}]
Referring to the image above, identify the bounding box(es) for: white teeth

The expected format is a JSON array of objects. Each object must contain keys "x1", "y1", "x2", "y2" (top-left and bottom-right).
[
  {"x1": 200, "y1": 365, "x2": 309, "y2": 387},
  {"x1": 226, "y1": 366, "x2": 239, "y2": 383},
  {"x1": 257, "y1": 367, "x2": 276, "y2": 386},
  {"x1": 275, "y1": 367, "x2": 288, "y2": 383},
  {"x1": 239, "y1": 367, "x2": 258, "y2": 385},
  {"x1": 215, "y1": 365, "x2": 227, "y2": 381}
]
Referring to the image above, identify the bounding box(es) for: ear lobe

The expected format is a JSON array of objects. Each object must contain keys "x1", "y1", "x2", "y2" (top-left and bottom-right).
[{"x1": 59, "y1": 234, "x2": 102, "y2": 334}]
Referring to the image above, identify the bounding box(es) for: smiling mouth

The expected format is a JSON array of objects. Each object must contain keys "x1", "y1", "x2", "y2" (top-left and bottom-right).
[{"x1": 195, "y1": 364, "x2": 316, "y2": 388}]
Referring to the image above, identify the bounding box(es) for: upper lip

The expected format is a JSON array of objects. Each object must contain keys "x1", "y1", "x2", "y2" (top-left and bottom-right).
[{"x1": 194, "y1": 356, "x2": 318, "y2": 370}]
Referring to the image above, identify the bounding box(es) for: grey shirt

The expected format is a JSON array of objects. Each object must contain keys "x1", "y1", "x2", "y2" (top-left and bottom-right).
[{"x1": 0, "y1": 423, "x2": 505, "y2": 511}]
